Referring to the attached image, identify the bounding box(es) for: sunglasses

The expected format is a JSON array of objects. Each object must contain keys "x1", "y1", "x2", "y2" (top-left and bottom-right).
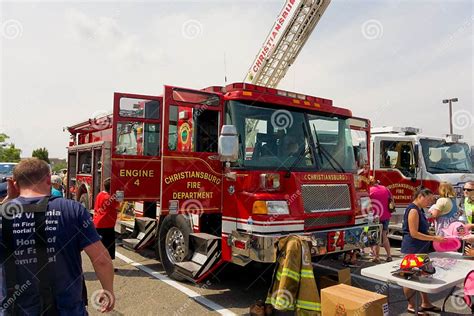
[{"x1": 463, "y1": 188, "x2": 474, "y2": 192}]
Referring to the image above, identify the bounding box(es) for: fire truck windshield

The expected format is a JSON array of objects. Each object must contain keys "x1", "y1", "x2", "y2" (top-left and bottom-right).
[
  {"x1": 420, "y1": 139, "x2": 473, "y2": 174},
  {"x1": 225, "y1": 100, "x2": 357, "y2": 172}
]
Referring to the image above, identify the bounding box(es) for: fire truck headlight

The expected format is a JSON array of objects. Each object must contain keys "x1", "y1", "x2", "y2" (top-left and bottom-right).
[
  {"x1": 267, "y1": 201, "x2": 289, "y2": 215},
  {"x1": 253, "y1": 201, "x2": 289, "y2": 215}
]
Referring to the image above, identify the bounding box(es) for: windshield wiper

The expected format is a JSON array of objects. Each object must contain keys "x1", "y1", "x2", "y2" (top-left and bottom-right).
[
  {"x1": 285, "y1": 146, "x2": 311, "y2": 177},
  {"x1": 428, "y1": 166, "x2": 471, "y2": 173},
  {"x1": 442, "y1": 168, "x2": 470, "y2": 173},
  {"x1": 282, "y1": 122, "x2": 311, "y2": 176},
  {"x1": 427, "y1": 166, "x2": 446, "y2": 171},
  {"x1": 312, "y1": 124, "x2": 345, "y2": 173}
]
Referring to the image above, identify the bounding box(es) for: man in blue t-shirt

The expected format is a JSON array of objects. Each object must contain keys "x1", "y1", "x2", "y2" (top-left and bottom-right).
[{"x1": 0, "y1": 158, "x2": 115, "y2": 315}]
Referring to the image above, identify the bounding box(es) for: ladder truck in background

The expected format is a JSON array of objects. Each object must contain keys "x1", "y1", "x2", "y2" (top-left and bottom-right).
[{"x1": 245, "y1": 0, "x2": 331, "y2": 88}]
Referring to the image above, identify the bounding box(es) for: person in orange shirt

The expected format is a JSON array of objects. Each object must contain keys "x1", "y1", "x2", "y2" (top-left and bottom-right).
[{"x1": 93, "y1": 178, "x2": 119, "y2": 264}]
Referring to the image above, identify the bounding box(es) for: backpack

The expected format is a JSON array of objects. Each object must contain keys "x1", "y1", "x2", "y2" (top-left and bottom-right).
[{"x1": 0, "y1": 198, "x2": 59, "y2": 316}]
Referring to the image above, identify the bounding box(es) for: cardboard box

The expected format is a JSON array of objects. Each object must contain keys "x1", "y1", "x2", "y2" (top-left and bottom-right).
[{"x1": 321, "y1": 284, "x2": 388, "y2": 316}]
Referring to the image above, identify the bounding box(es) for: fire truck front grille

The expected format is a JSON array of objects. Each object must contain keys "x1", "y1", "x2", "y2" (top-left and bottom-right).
[
  {"x1": 301, "y1": 184, "x2": 351, "y2": 213},
  {"x1": 305, "y1": 215, "x2": 352, "y2": 227}
]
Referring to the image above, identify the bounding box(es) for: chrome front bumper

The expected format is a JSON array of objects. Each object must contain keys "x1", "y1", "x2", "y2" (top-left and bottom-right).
[{"x1": 229, "y1": 223, "x2": 382, "y2": 263}]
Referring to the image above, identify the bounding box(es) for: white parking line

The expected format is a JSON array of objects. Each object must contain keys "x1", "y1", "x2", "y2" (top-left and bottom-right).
[{"x1": 116, "y1": 252, "x2": 236, "y2": 316}]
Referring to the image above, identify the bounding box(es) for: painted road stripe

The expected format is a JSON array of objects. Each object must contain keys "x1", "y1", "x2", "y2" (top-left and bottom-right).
[{"x1": 116, "y1": 252, "x2": 236, "y2": 316}]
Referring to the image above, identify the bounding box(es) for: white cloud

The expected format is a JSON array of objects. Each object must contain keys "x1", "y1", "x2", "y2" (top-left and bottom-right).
[{"x1": 66, "y1": 8, "x2": 164, "y2": 67}]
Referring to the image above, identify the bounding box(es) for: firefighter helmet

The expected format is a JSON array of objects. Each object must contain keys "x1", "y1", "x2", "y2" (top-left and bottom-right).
[{"x1": 392, "y1": 254, "x2": 436, "y2": 279}]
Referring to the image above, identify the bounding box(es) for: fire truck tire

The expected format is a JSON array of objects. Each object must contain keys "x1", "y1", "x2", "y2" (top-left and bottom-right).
[
  {"x1": 79, "y1": 193, "x2": 89, "y2": 210},
  {"x1": 158, "y1": 215, "x2": 192, "y2": 280}
]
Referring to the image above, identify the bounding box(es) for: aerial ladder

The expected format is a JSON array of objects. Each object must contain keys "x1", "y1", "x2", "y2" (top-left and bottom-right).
[{"x1": 245, "y1": 0, "x2": 331, "y2": 88}]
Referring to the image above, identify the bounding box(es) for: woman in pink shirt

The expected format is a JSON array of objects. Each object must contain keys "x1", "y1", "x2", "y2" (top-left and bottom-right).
[{"x1": 369, "y1": 176, "x2": 393, "y2": 263}]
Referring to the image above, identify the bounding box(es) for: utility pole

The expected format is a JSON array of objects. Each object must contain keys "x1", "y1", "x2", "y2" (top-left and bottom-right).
[{"x1": 442, "y1": 98, "x2": 458, "y2": 134}]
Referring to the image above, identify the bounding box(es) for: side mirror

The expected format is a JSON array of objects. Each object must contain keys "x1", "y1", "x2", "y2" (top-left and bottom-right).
[
  {"x1": 218, "y1": 125, "x2": 238, "y2": 162},
  {"x1": 414, "y1": 144, "x2": 419, "y2": 167}
]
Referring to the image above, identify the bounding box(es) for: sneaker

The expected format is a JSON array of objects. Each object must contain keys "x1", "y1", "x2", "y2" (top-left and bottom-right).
[{"x1": 386, "y1": 257, "x2": 393, "y2": 262}]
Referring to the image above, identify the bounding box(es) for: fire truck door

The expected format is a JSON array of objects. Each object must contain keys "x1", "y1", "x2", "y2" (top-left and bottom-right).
[
  {"x1": 349, "y1": 118, "x2": 371, "y2": 217},
  {"x1": 349, "y1": 117, "x2": 370, "y2": 174},
  {"x1": 373, "y1": 136, "x2": 420, "y2": 207},
  {"x1": 111, "y1": 93, "x2": 162, "y2": 202},
  {"x1": 161, "y1": 86, "x2": 223, "y2": 220}
]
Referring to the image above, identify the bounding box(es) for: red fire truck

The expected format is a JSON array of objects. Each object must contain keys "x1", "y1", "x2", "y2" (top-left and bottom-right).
[{"x1": 66, "y1": 82, "x2": 381, "y2": 282}]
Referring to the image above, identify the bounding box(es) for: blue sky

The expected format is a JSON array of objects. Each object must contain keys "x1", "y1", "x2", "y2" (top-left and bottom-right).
[{"x1": 0, "y1": 0, "x2": 472, "y2": 158}]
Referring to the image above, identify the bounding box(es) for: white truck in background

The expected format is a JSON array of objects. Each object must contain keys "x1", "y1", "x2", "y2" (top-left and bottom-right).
[{"x1": 369, "y1": 127, "x2": 474, "y2": 240}]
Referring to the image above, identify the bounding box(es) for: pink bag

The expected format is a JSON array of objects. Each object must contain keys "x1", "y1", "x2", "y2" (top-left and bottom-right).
[
  {"x1": 432, "y1": 222, "x2": 466, "y2": 252},
  {"x1": 433, "y1": 238, "x2": 461, "y2": 252}
]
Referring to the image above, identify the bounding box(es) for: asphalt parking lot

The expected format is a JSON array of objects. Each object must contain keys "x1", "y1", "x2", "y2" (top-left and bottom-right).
[{"x1": 82, "y1": 239, "x2": 472, "y2": 316}]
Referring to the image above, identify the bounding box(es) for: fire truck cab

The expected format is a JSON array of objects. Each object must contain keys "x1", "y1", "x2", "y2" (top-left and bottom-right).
[
  {"x1": 66, "y1": 83, "x2": 381, "y2": 282},
  {"x1": 370, "y1": 127, "x2": 474, "y2": 240}
]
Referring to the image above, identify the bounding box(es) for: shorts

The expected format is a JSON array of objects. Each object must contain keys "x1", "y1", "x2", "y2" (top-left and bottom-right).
[
  {"x1": 380, "y1": 220, "x2": 389, "y2": 231},
  {"x1": 96, "y1": 227, "x2": 116, "y2": 259}
]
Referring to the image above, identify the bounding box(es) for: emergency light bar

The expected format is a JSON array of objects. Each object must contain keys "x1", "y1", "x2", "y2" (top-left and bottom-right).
[
  {"x1": 224, "y1": 82, "x2": 333, "y2": 106},
  {"x1": 445, "y1": 134, "x2": 463, "y2": 143},
  {"x1": 371, "y1": 126, "x2": 421, "y2": 135},
  {"x1": 401, "y1": 127, "x2": 421, "y2": 135}
]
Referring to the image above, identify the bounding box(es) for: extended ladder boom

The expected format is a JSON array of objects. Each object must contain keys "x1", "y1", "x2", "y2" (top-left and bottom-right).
[{"x1": 246, "y1": 0, "x2": 331, "y2": 88}]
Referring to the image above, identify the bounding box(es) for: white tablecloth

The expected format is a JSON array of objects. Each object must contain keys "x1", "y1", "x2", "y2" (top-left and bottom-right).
[{"x1": 361, "y1": 252, "x2": 473, "y2": 294}]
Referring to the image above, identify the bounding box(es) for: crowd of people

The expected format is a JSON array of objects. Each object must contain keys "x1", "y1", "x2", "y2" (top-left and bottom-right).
[
  {"x1": 357, "y1": 178, "x2": 474, "y2": 262},
  {"x1": 360, "y1": 178, "x2": 474, "y2": 314}
]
